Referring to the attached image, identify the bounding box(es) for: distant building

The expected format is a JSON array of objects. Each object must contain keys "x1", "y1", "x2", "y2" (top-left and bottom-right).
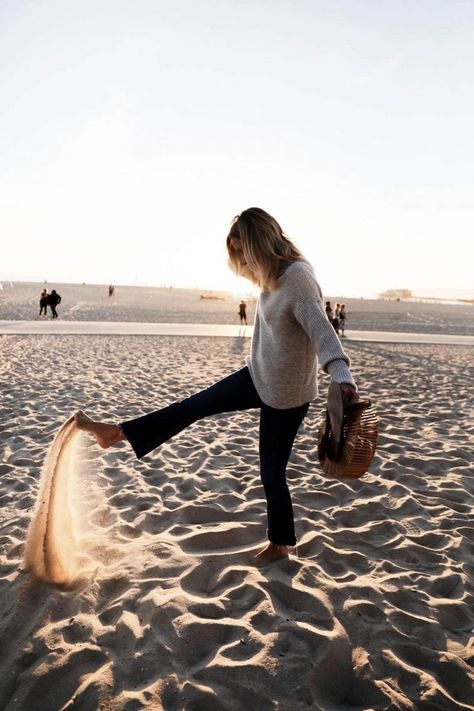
[{"x1": 379, "y1": 289, "x2": 413, "y2": 301}]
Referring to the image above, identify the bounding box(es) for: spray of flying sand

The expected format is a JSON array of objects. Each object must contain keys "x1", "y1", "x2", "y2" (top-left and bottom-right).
[
  {"x1": 23, "y1": 417, "x2": 95, "y2": 586},
  {"x1": 24, "y1": 416, "x2": 149, "y2": 587}
]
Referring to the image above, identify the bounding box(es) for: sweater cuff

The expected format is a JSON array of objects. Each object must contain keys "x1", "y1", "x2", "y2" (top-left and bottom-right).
[{"x1": 326, "y1": 359, "x2": 357, "y2": 389}]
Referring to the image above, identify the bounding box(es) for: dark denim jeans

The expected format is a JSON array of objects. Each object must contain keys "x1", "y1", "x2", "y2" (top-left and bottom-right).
[{"x1": 121, "y1": 367, "x2": 309, "y2": 546}]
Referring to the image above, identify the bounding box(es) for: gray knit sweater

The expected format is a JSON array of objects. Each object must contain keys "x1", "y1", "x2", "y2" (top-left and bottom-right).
[{"x1": 247, "y1": 260, "x2": 356, "y2": 408}]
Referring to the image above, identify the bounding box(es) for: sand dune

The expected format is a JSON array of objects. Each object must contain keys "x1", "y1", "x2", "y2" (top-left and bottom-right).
[{"x1": 1, "y1": 334, "x2": 473, "y2": 710}]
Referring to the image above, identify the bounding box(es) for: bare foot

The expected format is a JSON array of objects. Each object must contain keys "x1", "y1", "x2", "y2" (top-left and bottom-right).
[
  {"x1": 74, "y1": 410, "x2": 125, "y2": 449},
  {"x1": 253, "y1": 543, "x2": 290, "y2": 567}
]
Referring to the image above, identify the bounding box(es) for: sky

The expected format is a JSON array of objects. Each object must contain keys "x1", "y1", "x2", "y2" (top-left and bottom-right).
[{"x1": 1, "y1": 0, "x2": 473, "y2": 298}]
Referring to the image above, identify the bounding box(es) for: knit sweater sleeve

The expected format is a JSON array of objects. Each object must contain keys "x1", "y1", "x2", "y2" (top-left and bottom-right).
[{"x1": 290, "y1": 263, "x2": 356, "y2": 387}]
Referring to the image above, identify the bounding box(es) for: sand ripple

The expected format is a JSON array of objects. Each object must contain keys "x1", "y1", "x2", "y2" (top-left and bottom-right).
[{"x1": 0, "y1": 335, "x2": 473, "y2": 710}]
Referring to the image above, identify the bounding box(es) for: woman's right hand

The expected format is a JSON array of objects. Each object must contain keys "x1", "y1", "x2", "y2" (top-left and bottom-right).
[{"x1": 339, "y1": 382, "x2": 359, "y2": 404}]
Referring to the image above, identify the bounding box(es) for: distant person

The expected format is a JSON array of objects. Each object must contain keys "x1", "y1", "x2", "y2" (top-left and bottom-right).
[
  {"x1": 333, "y1": 303, "x2": 340, "y2": 335},
  {"x1": 339, "y1": 304, "x2": 347, "y2": 337},
  {"x1": 238, "y1": 299, "x2": 247, "y2": 325},
  {"x1": 75, "y1": 207, "x2": 359, "y2": 568},
  {"x1": 108, "y1": 284, "x2": 115, "y2": 297},
  {"x1": 48, "y1": 289, "x2": 61, "y2": 319},
  {"x1": 39, "y1": 288, "x2": 49, "y2": 316},
  {"x1": 325, "y1": 301, "x2": 333, "y2": 323}
]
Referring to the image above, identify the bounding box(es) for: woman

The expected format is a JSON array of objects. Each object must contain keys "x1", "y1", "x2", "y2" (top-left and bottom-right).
[
  {"x1": 333, "y1": 304, "x2": 341, "y2": 335},
  {"x1": 39, "y1": 288, "x2": 49, "y2": 316},
  {"x1": 339, "y1": 303, "x2": 347, "y2": 337},
  {"x1": 75, "y1": 208, "x2": 358, "y2": 566},
  {"x1": 48, "y1": 289, "x2": 61, "y2": 319},
  {"x1": 238, "y1": 299, "x2": 247, "y2": 325}
]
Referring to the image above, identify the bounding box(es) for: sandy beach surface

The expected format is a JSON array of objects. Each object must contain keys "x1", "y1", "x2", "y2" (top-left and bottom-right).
[{"x1": 1, "y1": 331, "x2": 473, "y2": 710}]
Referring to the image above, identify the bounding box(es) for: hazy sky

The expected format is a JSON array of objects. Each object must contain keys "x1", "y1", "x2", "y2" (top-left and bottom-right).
[{"x1": 1, "y1": 1, "x2": 473, "y2": 297}]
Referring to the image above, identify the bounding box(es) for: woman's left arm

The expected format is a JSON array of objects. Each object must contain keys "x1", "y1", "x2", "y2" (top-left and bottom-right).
[{"x1": 291, "y1": 266, "x2": 359, "y2": 400}]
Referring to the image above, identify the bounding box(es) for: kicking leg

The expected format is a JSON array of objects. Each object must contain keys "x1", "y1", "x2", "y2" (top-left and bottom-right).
[
  {"x1": 121, "y1": 367, "x2": 261, "y2": 459},
  {"x1": 77, "y1": 367, "x2": 261, "y2": 458}
]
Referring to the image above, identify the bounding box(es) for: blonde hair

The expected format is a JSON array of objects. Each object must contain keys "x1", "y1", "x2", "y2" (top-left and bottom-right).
[{"x1": 226, "y1": 207, "x2": 305, "y2": 292}]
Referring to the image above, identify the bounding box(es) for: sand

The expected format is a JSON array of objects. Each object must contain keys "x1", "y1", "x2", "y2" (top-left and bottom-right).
[
  {"x1": 1, "y1": 334, "x2": 474, "y2": 710},
  {"x1": 22, "y1": 416, "x2": 109, "y2": 588}
]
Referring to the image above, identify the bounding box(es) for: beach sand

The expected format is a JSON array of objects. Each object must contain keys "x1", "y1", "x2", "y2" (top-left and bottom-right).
[{"x1": 1, "y1": 334, "x2": 474, "y2": 710}]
